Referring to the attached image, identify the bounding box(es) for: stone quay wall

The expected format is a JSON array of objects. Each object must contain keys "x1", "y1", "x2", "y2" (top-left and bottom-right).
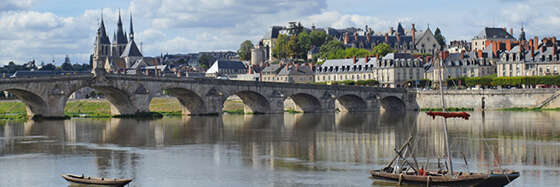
[{"x1": 415, "y1": 89, "x2": 560, "y2": 110}]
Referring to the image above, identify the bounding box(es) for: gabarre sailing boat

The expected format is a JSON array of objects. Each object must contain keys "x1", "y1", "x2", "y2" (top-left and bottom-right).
[{"x1": 370, "y1": 50, "x2": 519, "y2": 186}]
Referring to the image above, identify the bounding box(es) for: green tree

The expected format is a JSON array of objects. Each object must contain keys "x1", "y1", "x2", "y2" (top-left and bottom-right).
[
  {"x1": 372, "y1": 43, "x2": 394, "y2": 57},
  {"x1": 198, "y1": 54, "x2": 215, "y2": 69},
  {"x1": 61, "y1": 62, "x2": 73, "y2": 71},
  {"x1": 309, "y1": 30, "x2": 329, "y2": 47},
  {"x1": 40, "y1": 63, "x2": 56, "y2": 71},
  {"x1": 434, "y1": 28, "x2": 446, "y2": 49},
  {"x1": 296, "y1": 32, "x2": 312, "y2": 59},
  {"x1": 237, "y1": 40, "x2": 254, "y2": 61},
  {"x1": 272, "y1": 34, "x2": 290, "y2": 59},
  {"x1": 319, "y1": 40, "x2": 346, "y2": 59}
]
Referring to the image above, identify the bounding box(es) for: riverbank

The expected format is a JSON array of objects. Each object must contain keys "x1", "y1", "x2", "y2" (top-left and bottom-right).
[{"x1": 0, "y1": 97, "x2": 299, "y2": 120}]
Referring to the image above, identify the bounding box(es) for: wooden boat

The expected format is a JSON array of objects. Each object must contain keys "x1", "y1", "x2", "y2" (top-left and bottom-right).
[
  {"x1": 62, "y1": 174, "x2": 132, "y2": 186},
  {"x1": 370, "y1": 50, "x2": 519, "y2": 186},
  {"x1": 370, "y1": 169, "x2": 520, "y2": 186}
]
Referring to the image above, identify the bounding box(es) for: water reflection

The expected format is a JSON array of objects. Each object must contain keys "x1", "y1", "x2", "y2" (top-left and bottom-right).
[{"x1": 0, "y1": 111, "x2": 559, "y2": 186}]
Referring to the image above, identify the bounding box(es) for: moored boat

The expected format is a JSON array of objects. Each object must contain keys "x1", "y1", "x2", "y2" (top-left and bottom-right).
[
  {"x1": 370, "y1": 50, "x2": 520, "y2": 186},
  {"x1": 62, "y1": 174, "x2": 132, "y2": 186}
]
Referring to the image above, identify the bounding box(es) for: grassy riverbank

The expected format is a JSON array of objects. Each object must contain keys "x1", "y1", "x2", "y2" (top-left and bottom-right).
[{"x1": 0, "y1": 97, "x2": 249, "y2": 119}]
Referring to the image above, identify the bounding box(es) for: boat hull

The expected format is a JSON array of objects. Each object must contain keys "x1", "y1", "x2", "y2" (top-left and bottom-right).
[
  {"x1": 62, "y1": 174, "x2": 132, "y2": 186},
  {"x1": 370, "y1": 169, "x2": 518, "y2": 187}
]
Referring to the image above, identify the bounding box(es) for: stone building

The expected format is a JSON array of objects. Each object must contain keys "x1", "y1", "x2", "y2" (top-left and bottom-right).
[
  {"x1": 205, "y1": 60, "x2": 247, "y2": 78},
  {"x1": 315, "y1": 53, "x2": 425, "y2": 88},
  {"x1": 261, "y1": 63, "x2": 314, "y2": 83},
  {"x1": 497, "y1": 37, "x2": 560, "y2": 77},
  {"x1": 425, "y1": 51, "x2": 495, "y2": 83},
  {"x1": 472, "y1": 27, "x2": 518, "y2": 51}
]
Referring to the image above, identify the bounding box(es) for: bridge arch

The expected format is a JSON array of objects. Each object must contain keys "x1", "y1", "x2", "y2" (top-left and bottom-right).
[
  {"x1": 286, "y1": 93, "x2": 321, "y2": 113},
  {"x1": 1, "y1": 88, "x2": 48, "y2": 118},
  {"x1": 90, "y1": 86, "x2": 139, "y2": 115},
  {"x1": 164, "y1": 88, "x2": 206, "y2": 115},
  {"x1": 380, "y1": 96, "x2": 406, "y2": 113},
  {"x1": 336, "y1": 94, "x2": 367, "y2": 112},
  {"x1": 226, "y1": 91, "x2": 270, "y2": 114}
]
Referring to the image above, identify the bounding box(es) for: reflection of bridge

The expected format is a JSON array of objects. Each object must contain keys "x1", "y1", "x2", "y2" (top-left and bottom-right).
[{"x1": 0, "y1": 72, "x2": 417, "y2": 118}]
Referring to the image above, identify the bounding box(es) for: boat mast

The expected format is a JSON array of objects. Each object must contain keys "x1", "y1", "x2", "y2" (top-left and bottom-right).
[{"x1": 436, "y1": 50, "x2": 454, "y2": 176}]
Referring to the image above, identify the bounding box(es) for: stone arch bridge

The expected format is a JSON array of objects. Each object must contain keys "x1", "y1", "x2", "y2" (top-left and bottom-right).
[{"x1": 0, "y1": 73, "x2": 418, "y2": 118}]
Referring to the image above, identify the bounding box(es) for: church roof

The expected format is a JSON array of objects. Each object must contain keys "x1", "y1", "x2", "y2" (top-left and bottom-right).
[
  {"x1": 114, "y1": 12, "x2": 128, "y2": 44},
  {"x1": 121, "y1": 40, "x2": 143, "y2": 58},
  {"x1": 97, "y1": 18, "x2": 111, "y2": 45}
]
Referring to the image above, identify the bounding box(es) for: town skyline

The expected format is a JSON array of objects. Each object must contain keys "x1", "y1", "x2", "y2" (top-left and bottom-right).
[{"x1": 1, "y1": 0, "x2": 560, "y2": 65}]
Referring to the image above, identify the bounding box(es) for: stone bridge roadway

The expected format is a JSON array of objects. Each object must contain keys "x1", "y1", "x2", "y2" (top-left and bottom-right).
[{"x1": 0, "y1": 73, "x2": 418, "y2": 118}]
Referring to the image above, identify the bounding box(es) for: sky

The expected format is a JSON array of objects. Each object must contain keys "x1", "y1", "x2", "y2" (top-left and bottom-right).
[{"x1": 1, "y1": 0, "x2": 560, "y2": 65}]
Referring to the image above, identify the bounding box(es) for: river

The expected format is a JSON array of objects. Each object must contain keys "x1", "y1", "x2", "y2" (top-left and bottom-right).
[{"x1": 0, "y1": 111, "x2": 559, "y2": 186}]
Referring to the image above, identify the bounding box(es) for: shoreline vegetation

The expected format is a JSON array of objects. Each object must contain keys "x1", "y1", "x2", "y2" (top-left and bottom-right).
[{"x1": 0, "y1": 97, "x2": 305, "y2": 120}]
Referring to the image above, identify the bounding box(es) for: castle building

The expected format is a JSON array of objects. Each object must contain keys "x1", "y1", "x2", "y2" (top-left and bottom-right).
[{"x1": 92, "y1": 12, "x2": 143, "y2": 75}]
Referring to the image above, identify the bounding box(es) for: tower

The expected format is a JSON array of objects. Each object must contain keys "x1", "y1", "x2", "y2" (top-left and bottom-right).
[
  {"x1": 92, "y1": 14, "x2": 111, "y2": 75},
  {"x1": 111, "y1": 11, "x2": 128, "y2": 58}
]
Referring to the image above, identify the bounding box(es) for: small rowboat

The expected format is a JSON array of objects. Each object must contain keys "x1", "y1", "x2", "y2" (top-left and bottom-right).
[{"x1": 62, "y1": 174, "x2": 132, "y2": 186}]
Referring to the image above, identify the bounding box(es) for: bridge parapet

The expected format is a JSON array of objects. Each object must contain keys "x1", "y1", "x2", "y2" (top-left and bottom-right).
[{"x1": 0, "y1": 73, "x2": 416, "y2": 119}]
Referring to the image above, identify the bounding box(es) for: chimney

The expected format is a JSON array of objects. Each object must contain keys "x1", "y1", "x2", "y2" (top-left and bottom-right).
[
  {"x1": 529, "y1": 39, "x2": 533, "y2": 50},
  {"x1": 506, "y1": 40, "x2": 512, "y2": 51},
  {"x1": 553, "y1": 37, "x2": 557, "y2": 56},
  {"x1": 460, "y1": 50, "x2": 465, "y2": 59},
  {"x1": 441, "y1": 50, "x2": 449, "y2": 60},
  {"x1": 477, "y1": 49, "x2": 483, "y2": 59},
  {"x1": 353, "y1": 56, "x2": 357, "y2": 64},
  {"x1": 344, "y1": 32, "x2": 349, "y2": 44},
  {"x1": 411, "y1": 24, "x2": 416, "y2": 42},
  {"x1": 510, "y1": 28, "x2": 513, "y2": 36},
  {"x1": 384, "y1": 33, "x2": 389, "y2": 43},
  {"x1": 492, "y1": 41, "x2": 498, "y2": 57},
  {"x1": 389, "y1": 27, "x2": 394, "y2": 35},
  {"x1": 534, "y1": 36, "x2": 539, "y2": 49},
  {"x1": 367, "y1": 34, "x2": 371, "y2": 43},
  {"x1": 397, "y1": 33, "x2": 401, "y2": 43},
  {"x1": 531, "y1": 43, "x2": 535, "y2": 58}
]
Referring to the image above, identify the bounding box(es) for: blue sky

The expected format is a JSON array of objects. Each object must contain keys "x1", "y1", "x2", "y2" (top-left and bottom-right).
[{"x1": 1, "y1": 0, "x2": 559, "y2": 65}]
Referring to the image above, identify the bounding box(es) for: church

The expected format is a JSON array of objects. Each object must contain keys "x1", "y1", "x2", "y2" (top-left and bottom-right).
[{"x1": 91, "y1": 12, "x2": 157, "y2": 75}]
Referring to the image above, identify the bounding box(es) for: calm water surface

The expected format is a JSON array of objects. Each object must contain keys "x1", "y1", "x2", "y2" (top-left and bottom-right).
[{"x1": 0, "y1": 111, "x2": 559, "y2": 186}]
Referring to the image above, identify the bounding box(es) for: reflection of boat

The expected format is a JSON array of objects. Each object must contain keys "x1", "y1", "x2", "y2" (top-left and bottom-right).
[
  {"x1": 426, "y1": 111, "x2": 470, "y2": 120},
  {"x1": 62, "y1": 174, "x2": 132, "y2": 186},
  {"x1": 370, "y1": 51, "x2": 519, "y2": 186}
]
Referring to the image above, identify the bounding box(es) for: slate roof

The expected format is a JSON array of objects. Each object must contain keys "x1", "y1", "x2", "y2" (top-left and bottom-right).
[
  {"x1": 114, "y1": 13, "x2": 128, "y2": 44},
  {"x1": 278, "y1": 64, "x2": 313, "y2": 76},
  {"x1": 264, "y1": 26, "x2": 284, "y2": 39},
  {"x1": 474, "y1": 27, "x2": 516, "y2": 40},
  {"x1": 97, "y1": 19, "x2": 111, "y2": 45},
  {"x1": 261, "y1": 64, "x2": 283, "y2": 74},
  {"x1": 121, "y1": 40, "x2": 143, "y2": 57}
]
